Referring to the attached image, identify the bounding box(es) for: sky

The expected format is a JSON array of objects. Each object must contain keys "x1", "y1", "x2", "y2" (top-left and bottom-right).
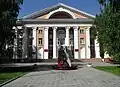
[{"x1": 19, "y1": 0, "x2": 101, "y2": 18}]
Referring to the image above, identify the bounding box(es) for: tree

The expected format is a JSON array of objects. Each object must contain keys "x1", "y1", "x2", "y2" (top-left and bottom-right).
[
  {"x1": 0, "y1": 0, "x2": 23, "y2": 59},
  {"x1": 95, "y1": 0, "x2": 120, "y2": 63},
  {"x1": 98, "y1": 0, "x2": 120, "y2": 11}
]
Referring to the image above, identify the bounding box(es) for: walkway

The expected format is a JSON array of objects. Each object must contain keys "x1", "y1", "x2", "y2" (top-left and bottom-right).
[{"x1": 2, "y1": 66, "x2": 120, "y2": 87}]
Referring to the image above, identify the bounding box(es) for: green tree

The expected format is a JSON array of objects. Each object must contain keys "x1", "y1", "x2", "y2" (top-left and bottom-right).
[
  {"x1": 0, "y1": 0, "x2": 23, "y2": 59},
  {"x1": 95, "y1": 0, "x2": 120, "y2": 63}
]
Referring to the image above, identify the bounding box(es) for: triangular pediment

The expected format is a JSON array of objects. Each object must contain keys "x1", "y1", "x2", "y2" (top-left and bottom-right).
[{"x1": 23, "y1": 3, "x2": 95, "y2": 19}]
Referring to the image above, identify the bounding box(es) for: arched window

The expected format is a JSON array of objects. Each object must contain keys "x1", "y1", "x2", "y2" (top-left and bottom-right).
[{"x1": 49, "y1": 11, "x2": 73, "y2": 19}]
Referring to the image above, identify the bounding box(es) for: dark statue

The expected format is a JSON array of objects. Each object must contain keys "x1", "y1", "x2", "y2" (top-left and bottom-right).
[
  {"x1": 56, "y1": 32, "x2": 77, "y2": 70},
  {"x1": 57, "y1": 45, "x2": 78, "y2": 70},
  {"x1": 58, "y1": 46, "x2": 69, "y2": 68}
]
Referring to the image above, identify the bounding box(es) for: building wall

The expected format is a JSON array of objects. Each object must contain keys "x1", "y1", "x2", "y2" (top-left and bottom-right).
[
  {"x1": 36, "y1": 27, "x2": 44, "y2": 59},
  {"x1": 35, "y1": 10, "x2": 88, "y2": 19},
  {"x1": 37, "y1": 27, "x2": 44, "y2": 48},
  {"x1": 79, "y1": 26, "x2": 86, "y2": 59},
  {"x1": 35, "y1": 26, "x2": 91, "y2": 59},
  {"x1": 36, "y1": 14, "x2": 48, "y2": 19},
  {"x1": 73, "y1": 13, "x2": 88, "y2": 19},
  {"x1": 28, "y1": 7, "x2": 98, "y2": 59},
  {"x1": 34, "y1": 9, "x2": 89, "y2": 59}
]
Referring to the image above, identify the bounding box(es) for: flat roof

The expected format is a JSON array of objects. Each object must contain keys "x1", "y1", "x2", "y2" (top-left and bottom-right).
[{"x1": 17, "y1": 18, "x2": 94, "y2": 25}]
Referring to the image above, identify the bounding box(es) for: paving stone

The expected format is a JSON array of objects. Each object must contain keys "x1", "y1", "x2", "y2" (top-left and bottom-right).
[{"x1": 2, "y1": 67, "x2": 120, "y2": 87}]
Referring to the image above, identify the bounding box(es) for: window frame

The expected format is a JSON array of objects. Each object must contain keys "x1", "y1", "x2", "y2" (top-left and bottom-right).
[{"x1": 38, "y1": 38, "x2": 42, "y2": 45}]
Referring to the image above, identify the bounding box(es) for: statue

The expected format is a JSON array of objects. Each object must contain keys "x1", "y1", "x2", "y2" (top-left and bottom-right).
[
  {"x1": 57, "y1": 45, "x2": 72, "y2": 69},
  {"x1": 56, "y1": 36, "x2": 77, "y2": 70}
]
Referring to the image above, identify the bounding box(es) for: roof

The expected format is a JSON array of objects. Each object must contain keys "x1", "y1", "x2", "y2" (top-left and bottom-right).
[
  {"x1": 23, "y1": 3, "x2": 95, "y2": 19},
  {"x1": 17, "y1": 18, "x2": 94, "y2": 25}
]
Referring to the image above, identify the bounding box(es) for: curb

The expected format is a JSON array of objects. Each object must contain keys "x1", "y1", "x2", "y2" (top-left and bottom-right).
[{"x1": 0, "y1": 72, "x2": 28, "y2": 87}]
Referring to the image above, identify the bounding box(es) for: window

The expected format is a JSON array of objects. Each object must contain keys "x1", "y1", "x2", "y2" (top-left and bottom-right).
[
  {"x1": 80, "y1": 38, "x2": 85, "y2": 44},
  {"x1": 38, "y1": 38, "x2": 42, "y2": 45},
  {"x1": 38, "y1": 30, "x2": 42, "y2": 34},
  {"x1": 80, "y1": 29, "x2": 85, "y2": 34}
]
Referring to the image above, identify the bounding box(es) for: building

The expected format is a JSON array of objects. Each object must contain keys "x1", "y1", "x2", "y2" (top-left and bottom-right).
[{"x1": 14, "y1": 3, "x2": 108, "y2": 61}]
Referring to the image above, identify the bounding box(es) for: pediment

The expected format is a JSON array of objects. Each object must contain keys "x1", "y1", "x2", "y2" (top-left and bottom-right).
[{"x1": 23, "y1": 3, "x2": 95, "y2": 19}]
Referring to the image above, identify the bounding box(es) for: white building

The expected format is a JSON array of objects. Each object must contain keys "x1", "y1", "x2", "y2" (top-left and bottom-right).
[{"x1": 14, "y1": 3, "x2": 104, "y2": 61}]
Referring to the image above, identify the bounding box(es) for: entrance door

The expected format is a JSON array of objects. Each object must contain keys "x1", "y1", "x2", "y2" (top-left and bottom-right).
[
  {"x1": 57, "y1": 27, "x2": 66, "y2": 45},
  {"x1": 56, "y1": 27, "x2": 66, "y2": 58}
]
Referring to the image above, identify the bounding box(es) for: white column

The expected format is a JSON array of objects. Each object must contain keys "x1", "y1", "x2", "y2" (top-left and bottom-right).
[
  {"x1": 65, "y1": 27, "x2": 70, "y2": 46},
  {"x1": 32, "y1": 27, "x2": 37, "y2": 47},
  {"x1": 53, "y1": 27, "x2": 57, "y2": 59},
  {"x1": 85, "y1": 27, "x2": 90, "y2": 59},
  {"x1": 32, "y1": 27, "x2": 37, "y2": 59},
  {"x1": 74, "y1": 26, "x2": 79, "y2": 59},
  {"x1": 95, "y1": 38, "x2": 101, "y2": 58},
  {"x1": 44, "y1": 27, "x2": 49, "y2": 59}
]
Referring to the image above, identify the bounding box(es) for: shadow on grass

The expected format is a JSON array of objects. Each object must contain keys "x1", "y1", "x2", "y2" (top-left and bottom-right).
[{"x1": 0, "y1": 65, "x2": 54, "y2": 73}]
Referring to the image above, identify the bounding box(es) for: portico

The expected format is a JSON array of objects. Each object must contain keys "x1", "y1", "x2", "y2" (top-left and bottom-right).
[
  {"x1": 19, "y1": 20, "x2": 93, "y2": 59},
  {"x1": 13, "y1": 3, "x2": 101, "y2": 61}
]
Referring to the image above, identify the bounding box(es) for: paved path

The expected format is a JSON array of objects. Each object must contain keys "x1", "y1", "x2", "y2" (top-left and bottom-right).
[{"x1": 3, "y1": 67, "x2": 120, "y2": 87}]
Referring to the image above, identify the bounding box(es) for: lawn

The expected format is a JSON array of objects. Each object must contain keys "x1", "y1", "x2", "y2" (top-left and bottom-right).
[
  {"x1": 94, "y1": 66, "x2": 120, "y2": 76},
  {"x1": 0, "y1": 72, "x2": 25, "y2": 84}
]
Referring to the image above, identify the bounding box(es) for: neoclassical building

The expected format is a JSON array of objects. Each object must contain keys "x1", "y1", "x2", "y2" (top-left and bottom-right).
[{"x1": 14, "y1": 3, "x2": 107, "y2": 61}]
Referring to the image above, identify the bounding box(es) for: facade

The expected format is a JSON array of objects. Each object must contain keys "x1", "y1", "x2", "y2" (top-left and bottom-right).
[{"x1": 14, "y1": 3, "x2": 108, "y2": 60}]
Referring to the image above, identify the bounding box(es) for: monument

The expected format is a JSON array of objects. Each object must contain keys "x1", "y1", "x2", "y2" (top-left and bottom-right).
[{"x1": 57, "y1": 37, "x2": 77, "y2": 70}]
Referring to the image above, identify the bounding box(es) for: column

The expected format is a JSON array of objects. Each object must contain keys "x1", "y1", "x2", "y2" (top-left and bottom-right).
[
  {"x1": 73, "y1": 26, "x2": 79, "y2": 59},
  {"x1": 44, "y1": 27, "x2": 49, "y2": 59},
  {"x1": 53, "y1": 27, "x2": 57, "y2": 59},
  {"x1": 32, "y1": 27, "x2": 37, "y2": 47},
  {"x1": 85, "y1": 27, "x2": 90, "y2": 59},
  {"x1": 95, "y1": 37, "x2": 101, "y2": 58},
  {"x1": 32, "y1": 27, "x2": 37, "y2": 59},
  {"x1": 22, "y1": 26, "x2": 28, "y2": 58},
  {"x1": 65, "y1": 27, "x2": 70, "y2": 46}
]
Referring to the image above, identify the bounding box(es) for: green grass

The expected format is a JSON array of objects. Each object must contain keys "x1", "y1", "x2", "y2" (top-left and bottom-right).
[
  {"x1": 94, "y1": 66, "x2": 120, "y2": 76},
  {"x1": 0, "y1": 72, "x2": 25, "y2": 84}
]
